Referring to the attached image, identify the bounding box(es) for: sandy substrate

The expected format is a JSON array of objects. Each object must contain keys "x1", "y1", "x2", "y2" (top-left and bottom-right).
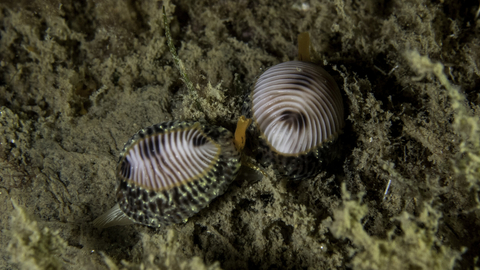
[{"x1": 1, "y1": 0, "x2": 479, "y2": 269}]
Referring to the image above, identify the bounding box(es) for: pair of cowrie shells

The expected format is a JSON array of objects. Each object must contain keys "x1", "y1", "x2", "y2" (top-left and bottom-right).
[{"x1": 93, "y1": 61, "x2": 345, "y2": 228}]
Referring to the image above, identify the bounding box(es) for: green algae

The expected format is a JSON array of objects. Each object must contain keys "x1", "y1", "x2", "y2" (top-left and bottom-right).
[
  {"x1": 7, "y1": 201, "x2": 68, "y2": 270},
  {"x1": 330, "y1": 183, "x2": 464, "y2": 270}
]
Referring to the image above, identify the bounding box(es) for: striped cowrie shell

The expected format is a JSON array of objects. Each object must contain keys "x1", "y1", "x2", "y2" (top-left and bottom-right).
[
  {"x1": 93, "y1": 121, "x2": 242, "y2": 228},
  {"x1": 242, "y1": 61, "x2": 345, "y2": 180}
]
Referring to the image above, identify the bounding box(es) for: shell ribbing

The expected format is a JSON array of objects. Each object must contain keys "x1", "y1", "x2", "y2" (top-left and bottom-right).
[
  {"x1": 119, "y1": 127, "x2": 220, "y2": 191},
  {"x1": 113, "y1": 121, "x2": 241, "y2": 227},
  {"x1": 252, "y1": 61, "x2": 344, "y2": 155}
]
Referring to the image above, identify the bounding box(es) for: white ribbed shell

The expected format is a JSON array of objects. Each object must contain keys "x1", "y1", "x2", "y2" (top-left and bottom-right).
[
  {"x1": 252, "y1": 61, "x2": 344, "y2": 155},
  {"x1": 120, "y1": 127, "x2": 220, "y2": 190}
]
